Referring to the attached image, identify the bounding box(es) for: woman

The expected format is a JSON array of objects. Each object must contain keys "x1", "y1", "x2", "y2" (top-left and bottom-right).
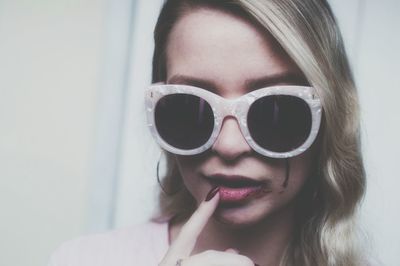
[
  {"x1": 149, "y1": 0, "x2": 367, "y2": 265},
  {"x1": 49, "y1": 0, "x2": 370, "y2": 265}
]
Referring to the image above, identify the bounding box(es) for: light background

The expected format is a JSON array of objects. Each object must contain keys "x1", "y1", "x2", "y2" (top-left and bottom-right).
[{"x1": 0, "y1": 0, "x2": 399, "y2": 265}]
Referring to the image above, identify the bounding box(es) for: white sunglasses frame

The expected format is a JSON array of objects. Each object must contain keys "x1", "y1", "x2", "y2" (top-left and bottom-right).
[{"x1": 145, "y1": 84, "x2": 322, "y2": 158}]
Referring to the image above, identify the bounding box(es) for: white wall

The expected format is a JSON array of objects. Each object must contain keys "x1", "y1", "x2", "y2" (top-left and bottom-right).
[
  {"x1": 329, "y1": 1, "x2": 400, "y2": 265},
  {"x1": 0, "y1": 1, "x2": 107, "y2": 265},
  {"x1": 355, "y1": 1, "x2": 400, "y2": 265},
  {"x1": 113, "y1": 0, "x2": 164, "y2": 229}
]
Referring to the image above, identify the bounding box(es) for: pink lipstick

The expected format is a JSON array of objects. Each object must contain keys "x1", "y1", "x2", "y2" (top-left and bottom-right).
[
  {"x1": 204, "y1": 174, "x2": 266, "y2": 203},
  {"x1": 218, "y1": 186, "x2": 263, "y2": 202}
]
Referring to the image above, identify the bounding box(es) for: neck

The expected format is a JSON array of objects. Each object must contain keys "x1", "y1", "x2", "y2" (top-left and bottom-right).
[{"x1": 170, "y1": 205, "x2": 296, "y2": 266}]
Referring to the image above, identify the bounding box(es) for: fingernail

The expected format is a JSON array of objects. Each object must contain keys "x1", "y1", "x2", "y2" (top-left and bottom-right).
[
  {"x1": 205, "y1": 186, "x2": 220, "y2": 201},
  {"x1": 225, "y1": 248, "x2": 239, "y2": 253}
]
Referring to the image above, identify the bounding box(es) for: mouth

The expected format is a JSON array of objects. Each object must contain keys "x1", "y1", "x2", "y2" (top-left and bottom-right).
[{"x1": 204, "y1": 174, "x2": 268, "y2": 203}]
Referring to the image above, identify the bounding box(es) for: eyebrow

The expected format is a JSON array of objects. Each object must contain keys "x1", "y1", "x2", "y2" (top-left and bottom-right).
[
  {"x1": 167, "y1": 72, "x2": 309, "y2": 92},
  {"x1": 167, "y1": 75, "x2": 216, "y2": 92},
  {"x1": 245, "y1": 72, "x2": 309, "y2": 89}
]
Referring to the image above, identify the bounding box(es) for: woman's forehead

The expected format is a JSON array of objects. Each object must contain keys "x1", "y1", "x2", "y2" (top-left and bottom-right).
[{"x1": 165, "y1": 8, "x2": 304, "y2": 95}]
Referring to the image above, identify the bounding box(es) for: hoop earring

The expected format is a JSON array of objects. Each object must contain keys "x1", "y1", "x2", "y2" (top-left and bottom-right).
[
  {"x1": 156, "y1": 158, "x2": 169, "y2": 195},
  {"x1": 156, "y1": 152, "x2": 182, "y2": 196}
]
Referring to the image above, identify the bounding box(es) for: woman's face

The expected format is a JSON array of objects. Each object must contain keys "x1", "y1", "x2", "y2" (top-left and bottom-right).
[{"x1": 166, "y1": 8, "x2": 316, "y2": 227}]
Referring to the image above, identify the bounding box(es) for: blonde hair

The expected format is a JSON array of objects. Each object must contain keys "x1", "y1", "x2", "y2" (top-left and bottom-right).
[{"x1": 150, "y1": 1, "x2": 367, "y2": 265}]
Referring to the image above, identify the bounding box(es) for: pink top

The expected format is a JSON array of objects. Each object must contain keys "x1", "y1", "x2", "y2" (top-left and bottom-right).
[
  {"x1": 48, "y1": 220, "x2": 382, "y2": 266},
  {"x1": 48, "y1": 221, "x2": 169, "y2": 266}
]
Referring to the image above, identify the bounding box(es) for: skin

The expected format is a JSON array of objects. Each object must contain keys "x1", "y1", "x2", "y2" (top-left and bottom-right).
[{"x1": 163, "y1": 8, "x2": 317, "y2": 265}]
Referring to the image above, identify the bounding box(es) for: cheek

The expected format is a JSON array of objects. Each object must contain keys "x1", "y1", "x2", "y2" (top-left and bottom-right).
[
  {"x1": 283, "y1": 151, "x2": 315, "y2": 197},
  {"x1": 260, "y1": 155, "x2": 314, "y2": 218},
  {"x1": 174, "y1": 155, "x2": 208, "y2": 202}
]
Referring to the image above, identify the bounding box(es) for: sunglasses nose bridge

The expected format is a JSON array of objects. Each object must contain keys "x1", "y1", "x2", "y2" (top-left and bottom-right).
[{"x1": 220, "y1": 98, "x2": 242, "y2": 119}]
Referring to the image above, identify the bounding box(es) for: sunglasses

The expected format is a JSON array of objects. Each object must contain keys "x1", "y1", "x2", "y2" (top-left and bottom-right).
[{"x1": 145, "y1": 84, "x2": 322, "y2": 158}]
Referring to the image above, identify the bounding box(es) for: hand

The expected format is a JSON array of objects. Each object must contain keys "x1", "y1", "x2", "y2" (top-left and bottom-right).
[{"x1": 158, "y1": 187, "x2": 259, "y2": 266}]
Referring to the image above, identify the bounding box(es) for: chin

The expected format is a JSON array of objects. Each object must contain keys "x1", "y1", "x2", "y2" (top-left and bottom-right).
[
  {"x1": 212, "y1": 198, "x2": 294, "y2": 230},
  {"x1": 212, "y1": 203, "x2": 272, "y2": 229}
]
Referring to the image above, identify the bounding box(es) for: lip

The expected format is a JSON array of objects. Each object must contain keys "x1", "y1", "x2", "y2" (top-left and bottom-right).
[{"x1": 204, "y1": 174, "x2": 267, "y2": 202}]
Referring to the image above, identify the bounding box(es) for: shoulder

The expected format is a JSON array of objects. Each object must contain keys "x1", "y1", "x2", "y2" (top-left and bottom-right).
[
  {"x1": 360, "y1": 252, "x2": 385, "y2": 266},
  {"x1": 364, "y1": 257, "x2": 385, "y2": 266},
  {"x1": 48, "y1": 221, "x2": 169, "y2": 266}
]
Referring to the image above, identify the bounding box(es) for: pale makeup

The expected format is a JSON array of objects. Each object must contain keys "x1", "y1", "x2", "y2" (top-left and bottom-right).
[{"x1": 166, "y1": 7, "x2": 317, "y2": 256}]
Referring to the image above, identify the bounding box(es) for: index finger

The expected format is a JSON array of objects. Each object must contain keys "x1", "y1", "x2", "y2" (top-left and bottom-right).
[{"x1": 166, "y1": 186, "x2": 220, "y2": 259}]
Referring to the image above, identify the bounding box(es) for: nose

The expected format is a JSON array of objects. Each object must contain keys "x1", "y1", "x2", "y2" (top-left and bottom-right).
[{"x1": 211, "y1": 117, "x2": 252, "y2": 161}]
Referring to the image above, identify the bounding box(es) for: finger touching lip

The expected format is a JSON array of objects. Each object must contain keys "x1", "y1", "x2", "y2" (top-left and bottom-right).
[{"x1": 203, "y1": 174, "x2": 270, "y2": 202}]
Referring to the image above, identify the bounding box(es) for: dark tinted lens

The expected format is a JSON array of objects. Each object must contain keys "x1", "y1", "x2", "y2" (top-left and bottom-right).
[
  {"x1": 155, "y1": 94, "x2": 214, "y2": 150},
  {"x1": 247, "y1": 95, "x2": 312, "y2": 153}
]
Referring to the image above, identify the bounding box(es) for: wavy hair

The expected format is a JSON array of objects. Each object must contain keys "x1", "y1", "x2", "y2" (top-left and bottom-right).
[{"x1": 150, "y1": 0, "x2": 367, "y2": 265}]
